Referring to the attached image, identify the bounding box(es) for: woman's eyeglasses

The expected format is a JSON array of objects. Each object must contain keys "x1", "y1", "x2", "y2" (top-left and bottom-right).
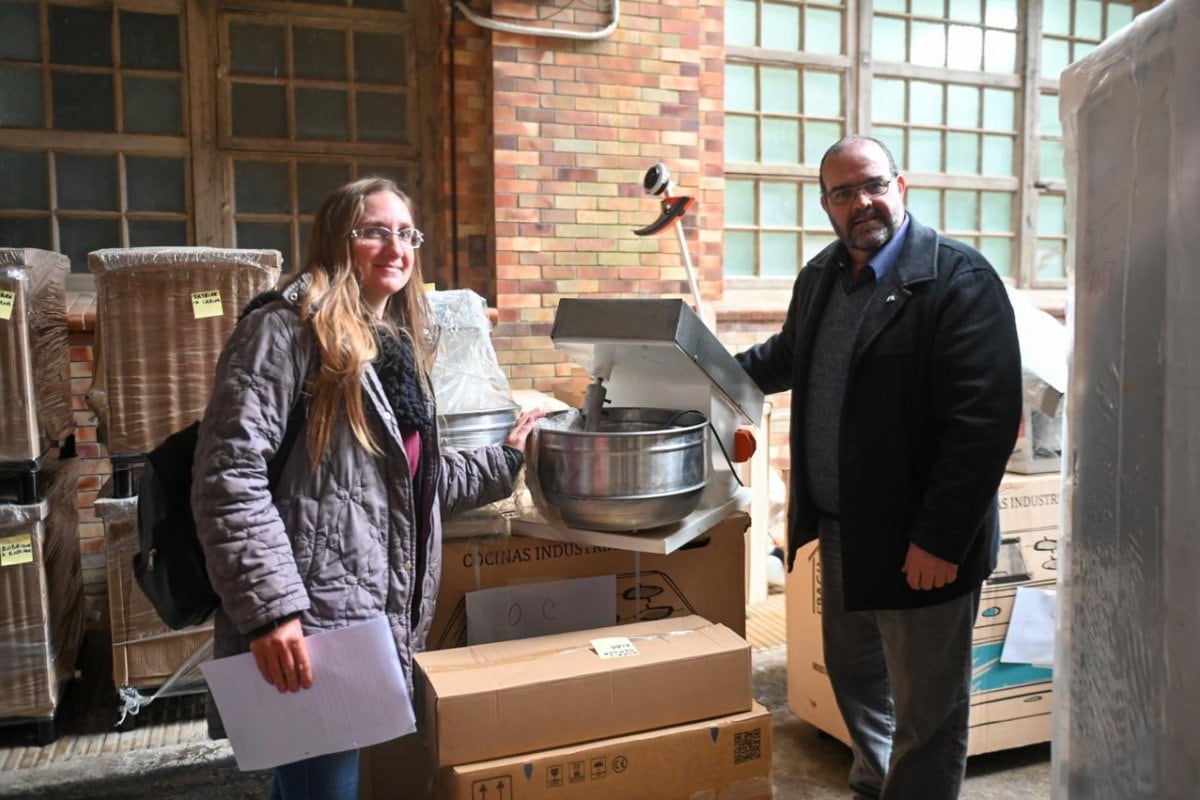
[{"x1": 350, "y1": 227, "x2": 425, "y2": 249}]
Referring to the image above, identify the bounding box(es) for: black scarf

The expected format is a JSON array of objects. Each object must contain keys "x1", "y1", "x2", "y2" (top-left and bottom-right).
[{"x1": 374, "y1": 330, "x2": 434, "y2": 436}]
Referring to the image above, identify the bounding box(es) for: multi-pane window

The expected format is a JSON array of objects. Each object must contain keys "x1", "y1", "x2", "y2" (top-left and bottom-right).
[{"x1": 724, "y1": 0, "x2": 1152, "y2": 288}]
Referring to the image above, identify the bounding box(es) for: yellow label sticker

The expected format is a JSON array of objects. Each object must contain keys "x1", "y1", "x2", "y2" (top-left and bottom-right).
[
  {"x1": 423, "y1": 282, "x2": 436, "y2": 293},
  {"x1": 0, "y1": 290, "x2": 14, "y2": 321},
  {"x1": 191, "y1": 290, "x2": 224, "y2": 319},
  {"x1": 0, "y1": 534, "x2": 34, "y2": 567}
]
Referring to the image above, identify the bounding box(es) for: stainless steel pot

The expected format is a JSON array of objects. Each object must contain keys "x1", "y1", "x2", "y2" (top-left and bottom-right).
[
  {"x1": 536, "y1": 407, "x2": 708, "y2": 531},
  {"x1": 438, "y1": 406, "x2": 518, "y2": 451}
]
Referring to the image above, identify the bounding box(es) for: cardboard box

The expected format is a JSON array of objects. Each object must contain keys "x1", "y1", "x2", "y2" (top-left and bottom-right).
[
  {"x1": 441, "y1": 703, "x2": 773, "y2": 800},
  {"x1": 431, "y1": 512, "x2": 748, "y2": 649},
  {"x1": 416, "y1": 615, "x2": 753, "y2": 767},
  {"x1": 94, "y1": 486, "x2": 212, "y2": 688},
  {"x1": 786, "y1": 471, "x2": 1061, "y2": 756}
]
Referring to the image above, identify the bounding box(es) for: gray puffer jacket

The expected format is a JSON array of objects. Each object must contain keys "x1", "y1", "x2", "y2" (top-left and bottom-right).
[{"x1": 191, "y1": 279, "x2": 515, "y2": 735}]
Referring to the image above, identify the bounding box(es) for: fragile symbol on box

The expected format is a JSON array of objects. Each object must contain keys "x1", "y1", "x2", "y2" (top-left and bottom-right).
[
  {"x1": 471, "y1": 775, "x2": 512, "y2": 799},
  {"x1": 546, "y1": 764, "x2": 563, "y2": 787},
  {"x1": 591, "y1": 636, "x2": 638, "y2": 659}
]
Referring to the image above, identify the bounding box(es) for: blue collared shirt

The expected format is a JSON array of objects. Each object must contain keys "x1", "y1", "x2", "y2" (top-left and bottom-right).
[{"x1": 840, "y1": 213, "x2": 911, "y2": 292}]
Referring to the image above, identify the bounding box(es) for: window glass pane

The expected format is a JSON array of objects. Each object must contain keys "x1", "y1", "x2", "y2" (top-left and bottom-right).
[
  {"x1": 872, "y1": 126, "x2": 906, "y2": 170},
  {"x1": 761, "y1": 232, "x2": 798, "y2": 277},
  {"x1": 980, "y1": 237, "x2": 1011, "y2": 277},
  {"x1": 946, "y1": 132, "x2": 978, "y2": 174},
  {"x1": 237, "y1": 221, "x2": 291, "y2": 255},
  {"x1": 1038, "y1": 194, "x2": 1065, "y2": 235},
  {"x1": 0, "y1": 217, "x2": 51, "y2": 250},
  {"x1": 983, "y1": 29, "x2": 1015, "y2": 73},
  {"x1": 295, "y1": 28, "x2": 346, "y2": 81},
  {"x1": 1041, "y1": 39, "x2": 1070, "y2": 79},
  {"x1": 726, "y1": 180, "x2": 755, "y2": 226},
  {"x1": 805, "y1": 8, "x2": 841, "y2": 55},
  {"x1": 762, "y1": 3, "x2": 799, "y2": 51},
  {"x1": 875, "y1": 0, "x2": 905, "y2": 11},
  {"x1": 1042, "y1": 1, "x2": 1070, "y2": 35},
  {"x1": 982, "y1": 88, "x2": 1014, "y2": 130},
  {"x1": 230, "y1": 22, "x2": 285, "y2": 77},
  {"x1": 725, "y1": 116, "x2": 758, "y2": 162},
  {"x1": 0, "y1": 68, "x2": 43, "y2": 127},
  {"x1": 871, "y1": 79, "x2": 906, "y2": 123},
  {"x1": 235, "y1": 161, "x2": 289, "y2": 213},
  {"x1": 49, "y1": 6, "x2": 111, "y2": 66},
  {"x1": 949, "y1": 0, "x2": 980, "y2": 23},
  {"x1": 981, "y1": 191, "x2": 1011, "y2": 231},
  {"x1": 803, "y1": 234, "x2": 835, "y2": 263},
  {"x1": 1076, "y1": 0, "x2": 1103, "y2": 39},
  {"x1": 946, "y1": 85, "x2": 978, "y2": 128},
  {"x1": 357, "y1": 91, "x2": 407, "y2": 143},
  {"x1": 1073, "y1": 42, "x2": 1095, "y2": 63},
  {"x1": 906, "y1": 188, "x2": 941, "y2": 227},
  {"x1": 1037, "y1": 240, "x2": 1065, "y2": 279},
  {"x1": 726, "y1": 0, "x2": 757, "y2": 46},
  {"x1": 762, "y1": 118, "x2": 799, "y2": 163},
  {"x1": 1, "y1": 2, "x2": 41, "y2": 61},
  {"x1": 1040, "y1": 139, "x2": 1064, "y2": 180},
  {"x1": 803, "y1": 183, "x2": 827, "y2": 228},
  {"x1": 872, "y1": 17, "x2": 908, "y2": 63},
  {"x1": 985, "y1": 0, "x2": 1018, "y2": 28},
  {"x1": 355, "y1": 32, "x2": 405, "y2": 84},
  {"x1": 127, "y1": 156, "x2": 185, "y2": 213},
  {"x1": 120, "y1": 12, "x2": 180, "y2": 71},
  {"x1": 0, "y1": 151, "x2": 47, "y2": 208},
  {"x1": 912, "y1": 0, "x2": 944, "y2": 16},
  {"x1": 297, "y1": 163, "x2": 351, "y2": 214},
  {"x1": 910, "y1": 82, "x2": 944, "y2": 126},
  {"x1": 910, "y1": 128, "x2": 942, "y2": 172},
  {"x1": 57, "y1": 154, "x2": 116, "y2": 210},
  {"x1": 231, "y1": 84, "x2": 287, "y2": 138},
  {"x1": 945, "y1": 190, "x2": 977, "y2": 230},
  {"x1": 804, "y1": 121, "x2": 841, "y2": 165},
  {"x1": 911, "y1": 22, "x2": 946, "y2": 67},
  {"x1": 724, "y1": 231, "x2": 755, "y2": 277},
  {"x1": 1039, "y1": 94, "x2": 1061, "y2": 136},
  {"x1": 804, "y1": 71, "x2": 841, "y2": 117},
  {"x1": 761, "y1": 182, "x2": 798, "y2": 228},
  {"x1": 761, "y1": 67, "x2": 798, "y2": 114},
  {"x1": 59, "y1": 218, "x2": 119, "y2": 272},
  {"x1": 297, "y1": 88, "x2": 348, "y2": 140},
  {"x1": 52, "y1": 72, "x2": 115, "y2": 131},
  {"x1": 981, "y1": 134, "x2": 1013, "y2": 175},
  {"x1": 946, "y1": 25, "x2": 981, "y2": 70},
  {"x1": 124, "y1": 77, "x2": 182, "y2": 134},
  {"x1": 726, "y1": 65, "x2": 756, "y2": 112},
  {"x1": 129, "y1": 220, "x2": 187, "y2": 247},
  {"x1": 1107, "y1": 3, "x2": 1134, "y2": 36}
]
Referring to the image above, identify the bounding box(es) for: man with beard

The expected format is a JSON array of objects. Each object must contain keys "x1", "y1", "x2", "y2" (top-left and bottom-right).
[{"x1": 735, "y1": 136, "x2": 1022, "y2": 800}]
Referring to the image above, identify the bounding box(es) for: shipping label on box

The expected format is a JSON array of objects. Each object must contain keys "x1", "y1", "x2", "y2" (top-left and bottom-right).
[
  {"x1": 786, "y1": 471, "x2": 1060, "y2": 756},
  {"x1": 441, "y1": 703, "x2": 774, "y2": 800},
  {"x1": 416, "y1": 615, "x2": 753, "y2": 768}
]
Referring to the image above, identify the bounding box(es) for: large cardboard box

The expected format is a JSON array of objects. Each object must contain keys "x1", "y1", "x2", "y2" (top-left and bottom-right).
[
  {"x1": 441, "y1": 703, "x2": 773, "y2": 800},
  {"x1": 786, "y1": 471, "x2": 1061, "y2": 756},
  {"x1": 416, "y1": 615, "x2": 753, "y2": 767},
  {"x1": 431, "y1": 512, "x2": 748, "y2": 649},
  {"x1": 93, "y1": 486, "x2": 211, "y2": 688}
]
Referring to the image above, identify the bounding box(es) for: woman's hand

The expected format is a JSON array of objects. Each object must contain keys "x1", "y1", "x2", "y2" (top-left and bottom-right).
[
  {"x1": 505, "y1": 408, "x2": 547, "y2": 451},
  {"x1": 249, "y1": 617, "x2": 313, "y2": 693}
]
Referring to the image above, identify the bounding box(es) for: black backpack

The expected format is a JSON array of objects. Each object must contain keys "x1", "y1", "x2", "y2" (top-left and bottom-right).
[{"x1": 133, "y1": 400, "x2": 306, "y2": 630}]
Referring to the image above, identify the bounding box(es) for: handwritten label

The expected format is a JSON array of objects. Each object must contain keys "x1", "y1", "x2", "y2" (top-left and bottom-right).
[
  {"x1": 191, "y1": 290, "x2": 224, "y2": 319},
  {"x1": 0, "y1": 534, "x2": 34, "y2": 567},
  {"x1": 0, "y1": 290, "x2": 14, "y2": 320},
  {"x1": 591, "y1": 636, "x2": 638, "y2": 660}
]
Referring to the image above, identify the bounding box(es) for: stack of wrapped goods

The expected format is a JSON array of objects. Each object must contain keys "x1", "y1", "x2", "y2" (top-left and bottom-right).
[
  {"x1": 363, "y1": 616, "x2": 772, "y2": 800},
  {"x1": 86, "y1": 247, "x2": 281, "y2": 712},
  {"x1": 0, "y1": 248, "x2": 84, "y2": 743}
]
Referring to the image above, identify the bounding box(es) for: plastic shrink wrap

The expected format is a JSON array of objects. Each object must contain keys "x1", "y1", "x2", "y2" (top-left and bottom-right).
[
  {"x1": 0, "y1": 249, "x2": 73, "y2": 462},
  {"x1": 0, "y1": 452, "x2": 84, "y2": 721},
  {"x1": 1057, "y1": 0, "x2": 1200, "y2": 795},
  {"x1": 86, "y1": 247, "x2": 282, "y2": 459}
]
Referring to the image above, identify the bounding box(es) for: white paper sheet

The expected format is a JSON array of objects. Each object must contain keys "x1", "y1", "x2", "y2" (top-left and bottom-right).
[
  {"x1": 999, "y1": 586, "x2": 1057, "y2": 668},
  {"x1": 200, "y1": 615, "x2": 415, "y2": 771},
  {"x1": 465, "y1": 574, "x2": 616, "y2": 645}
]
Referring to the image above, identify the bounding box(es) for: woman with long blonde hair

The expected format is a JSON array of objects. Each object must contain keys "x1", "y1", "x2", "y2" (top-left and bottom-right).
[{"x1": 192, "y1": 176, "x2": 542, "y2": 799}]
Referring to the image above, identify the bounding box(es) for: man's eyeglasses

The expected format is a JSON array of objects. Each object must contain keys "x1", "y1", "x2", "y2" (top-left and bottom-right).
[
  {"x1": 350, "y1": 227, "x2": 425, "y2": 249},
  {"x1": 823, "y1": 177, "x2": 893, "y2": 206}
]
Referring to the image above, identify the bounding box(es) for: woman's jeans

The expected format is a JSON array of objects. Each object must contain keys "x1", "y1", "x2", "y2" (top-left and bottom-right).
[{"x1": 269, "y1": 748, "x2": 359, "y2": 800}]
